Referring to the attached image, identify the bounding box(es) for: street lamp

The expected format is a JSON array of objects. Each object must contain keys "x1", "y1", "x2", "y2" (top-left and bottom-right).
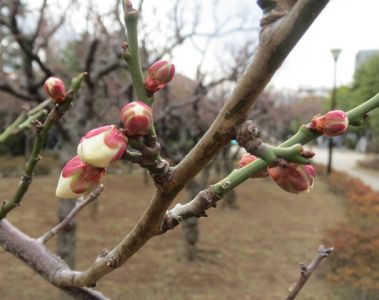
[{"x1": 327, "y1": 48, "x2": 342, "y2": 174}]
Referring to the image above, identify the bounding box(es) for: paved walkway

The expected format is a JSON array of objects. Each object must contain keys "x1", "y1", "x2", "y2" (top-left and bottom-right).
[{"x1": 307, "y1": 146, "x2": 379, "y2": 191}]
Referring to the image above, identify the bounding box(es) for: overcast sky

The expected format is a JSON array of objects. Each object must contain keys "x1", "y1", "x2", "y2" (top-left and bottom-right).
[
  {"x1": 271, "y1": 0, "x2": 379, "y2": 90},
  {"x1": 28, "y1": 0, "x2": 379, "y2": 91}
]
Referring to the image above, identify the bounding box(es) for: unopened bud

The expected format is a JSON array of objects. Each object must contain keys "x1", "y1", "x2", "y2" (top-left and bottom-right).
[
  {"x1": 238, "y1": 153, "x2": 268, "y2": 178},
  {"x1": 310, "y1": 110, "x2": 349, "y2": 137},
  {"x1": 120, "y1": 101, "x2": 153, "y2": 136},
  {"x1": 144, "y1": 60, "x2": 175, "y2": 93},
  {"x1": 268, "y1": 163, "x2": 315, "y2": 194},
  {"x1": 77, "y1": 125, "x2": 128, "y2": 168},
  {"x1": 44, "y1": 77, "x2": 66, "y2": 103},
  {"x1": 56, "y1": 156, "x2": 105, "y2": 199},
  {"x1": 70, "y1": 72, "x2": 88, "y2": 92}
]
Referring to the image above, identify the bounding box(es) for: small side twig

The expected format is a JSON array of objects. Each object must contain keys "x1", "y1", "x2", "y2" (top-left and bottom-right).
[
  {"x1": 285, "y1": 245, "x2": 334, "y2": 300},
  {"x1": 37, "y1": 185, "x2": 104, "y2": 244},
  {"x1": 161, "y1": 187, "x2": 221, "y2": 233}
]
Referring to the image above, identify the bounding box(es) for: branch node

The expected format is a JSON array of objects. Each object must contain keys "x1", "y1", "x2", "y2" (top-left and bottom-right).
[{"x1": 236, "y1": 120, "x2": 262, "y2": 153}]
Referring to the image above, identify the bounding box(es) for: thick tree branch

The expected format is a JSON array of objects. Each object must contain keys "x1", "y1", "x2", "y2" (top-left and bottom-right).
[{"x1": 0, "y1": 219, "x2": 109, "y2": 300}]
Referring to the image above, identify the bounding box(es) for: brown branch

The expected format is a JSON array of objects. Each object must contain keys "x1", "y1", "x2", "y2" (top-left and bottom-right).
[
  {"x1": 161, "y1": 188, "x2": 221, "y2": 232},
  {"x1": 285, "y1": 245, "x2": 334, "y2": 300},
  {"x1": 173, "y1": 0, "x2": 329, "y2": 186},
  {"x1": 31, "y1": 0, "x2": 48, "y2": 41},
  {"x1": 37, "y1": 185, "x2": 104, "y2": 244},
  {"x1": 0, "y1": 81, "x2": 36, "y2": 102},
  {"x1": 0, "y1": 219, "x2": 109, "y2": 300},
  {"x1": 85, "y1": 39, "x2": 100, "y2": 88}
]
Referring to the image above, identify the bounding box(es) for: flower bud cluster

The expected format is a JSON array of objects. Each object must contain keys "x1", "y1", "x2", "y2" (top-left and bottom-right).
[
  {"x1": 237, "y1": 153, "x2": 315, "y2": 194},
  {"x1": 56, "y1": 99, "x2": 154, "y2": 199}
]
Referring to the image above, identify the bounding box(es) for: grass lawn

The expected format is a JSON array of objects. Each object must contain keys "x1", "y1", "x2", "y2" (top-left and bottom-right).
[{"x1": 0, "y1": 171, "x2": 346, "y2": 300}]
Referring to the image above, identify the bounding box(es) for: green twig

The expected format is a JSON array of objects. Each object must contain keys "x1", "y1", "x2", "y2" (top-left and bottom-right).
[
  {"x1": 0, "y1": 109, "x2": 28, "y2": 143},
  {"x1": 121, "y1": 2, "x2": 156, "y2": 135},
  {"x1": 122, "y1": 3, "x2": 152, "y2": 105},
  {"x1": 0, "y1": 74, "x2": 86, "y2": 219},
  {"x1": 18, "y1": 109, "x2": 48, "y2": 130},
  {"x1": 27, "y1": 98, "x2": 53, "y2": 116},
  {"x1": 252, "y1": 143, "x2": 311, "y2": 165},
  {"x1": 212, "y1": 92, "x2": 379, "y2": 196}
]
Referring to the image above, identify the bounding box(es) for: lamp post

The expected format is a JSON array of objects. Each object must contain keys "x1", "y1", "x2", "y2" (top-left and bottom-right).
[{"x1": 327, "y1": 48, "x2": 342, "y2": 174}]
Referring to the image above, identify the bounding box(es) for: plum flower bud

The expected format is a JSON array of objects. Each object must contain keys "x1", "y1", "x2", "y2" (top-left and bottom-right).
[
  {"x1": 310, "y1": 110, "x2": 349, "y2": 137},
  {"x1": 268, "y1": 163, "x2": 315, "y2": 194},
  {"x1": 77, "y1": 125, "x2": 128, "y2": 168},
  {"x1": 144, "y1": 60, "x2": 175, "y2": 93},
  {"x1": 56, "y1": 156, "x2": 105, "y2": 199},
  {"x1": 120, "y1": 101, "x2": 153, "y2": 136},
  {"x1": 44, "y1": 77, "x2": 66, "y2": 103},
  {"x1": 238, "y1": 153, "x2": 268, "y2": 178}
]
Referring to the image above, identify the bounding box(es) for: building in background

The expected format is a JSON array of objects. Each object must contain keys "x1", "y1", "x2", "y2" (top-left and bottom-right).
[{"x1": 355, "y1": 49, "x2": 379, "y2": 70}]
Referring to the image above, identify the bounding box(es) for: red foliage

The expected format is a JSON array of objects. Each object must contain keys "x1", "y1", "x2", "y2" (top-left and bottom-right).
[{"x1": 320, "y1": 165, "x2": 379, "y2": 292}]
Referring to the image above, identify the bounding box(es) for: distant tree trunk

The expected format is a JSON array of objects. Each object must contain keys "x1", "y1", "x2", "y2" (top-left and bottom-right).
[
  {"x1": 57, "y1": 199, "x2": 76, "y2": 300},
  {"x1": 182, "y1": 166, "x2": 211, "y2": 261},
  {"x1": 183, "y1": 180, "x2": 201, "y2": 261},
  {"x1": 220, "y1": 146, "x2": 238, "y2": 209}
]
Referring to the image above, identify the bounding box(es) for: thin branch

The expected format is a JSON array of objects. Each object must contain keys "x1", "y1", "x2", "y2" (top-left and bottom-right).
[
  {"x1": 0, "y1": 105, "x2": 29, "y2": 143},
  {"x1": 285, "y1": 245, "x2": 334, "y2": 300},
  {"x1": 0, "y1": 81, "x2": 36, "y2": 102},
  {"x1": 31, "y1": 0, "x2": 48, "y2": 41},
  {"x1": 0, "y1": 74, "x2": 87, "y2": 219},
  {"x1": 37, "y1": 185, "x2": 105, "y2": 244}
]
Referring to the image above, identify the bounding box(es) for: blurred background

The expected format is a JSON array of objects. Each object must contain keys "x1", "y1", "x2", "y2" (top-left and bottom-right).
[{"x1": 1, "y1": 0, "x2": 379, "y2": 299}]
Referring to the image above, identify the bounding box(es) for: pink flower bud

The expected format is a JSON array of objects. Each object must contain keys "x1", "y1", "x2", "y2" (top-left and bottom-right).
[
  {"x1": 238, "y1": 153, "x2": 268, "y2": 178},
  {"x1": 44, "y1": 77, "x2": 66, "y2": 103},
  {"x1": 144, "y1": 60, "x2": 175, "y2": 93},
  {"x1": 310, "y1": 110, "x2": 349, "y2": 137},
  {"x1": 268, "y1": 163, "x2": 315, "y2": 194},
  {"x1": 120, "y1": 101, "x2": 153, "y2": 136},
  {"x1": 77, "y1": 125, "x2": 128, "y2": 168},
  {"x1": 56, "y1": 156, "x2": 105, "y2": 199}
]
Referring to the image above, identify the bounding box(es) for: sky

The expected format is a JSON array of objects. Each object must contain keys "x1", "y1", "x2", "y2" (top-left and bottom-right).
[
  {"x1": 26, "y1": 0, "x2": 379, "y2": 91},
  {"x1": 271, "y1": 0, "x2": 379, "y2": 90}
]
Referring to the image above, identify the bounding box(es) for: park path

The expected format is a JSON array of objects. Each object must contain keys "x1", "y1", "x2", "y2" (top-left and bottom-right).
[{"x1": 308, "y1": 146, "x2": 379, "y2": 191}]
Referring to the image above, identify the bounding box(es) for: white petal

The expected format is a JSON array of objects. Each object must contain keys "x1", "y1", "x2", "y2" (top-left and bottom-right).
[
  {"x1": 78, "y1": 132, "x2": 119, "y2": 168},
  {"x1": 56, "y1": 174, "x2": 83, "y2": 199}
]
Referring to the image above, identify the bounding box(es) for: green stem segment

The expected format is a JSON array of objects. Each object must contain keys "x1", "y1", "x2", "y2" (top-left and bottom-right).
[
  {"x1": 122, "y1": 4, "x2": 156, "y2": 135},
  {"x1": 212, "y1": 92, "x2": 379, "y2": 196},
  {"x1": 0, "y1": 110, "x2": 28, "y2": 143},
  {"x1": 0, "y1": 74, "x2": 86, "y2": 219},
  {"x1": 123, "y1": 8, "x2": 152, "y2": 105}
]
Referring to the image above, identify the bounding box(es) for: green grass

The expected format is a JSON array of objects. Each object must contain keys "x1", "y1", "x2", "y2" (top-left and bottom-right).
[{"x1": 0, "y1": 172, "x2": 346, "y2": 299}]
